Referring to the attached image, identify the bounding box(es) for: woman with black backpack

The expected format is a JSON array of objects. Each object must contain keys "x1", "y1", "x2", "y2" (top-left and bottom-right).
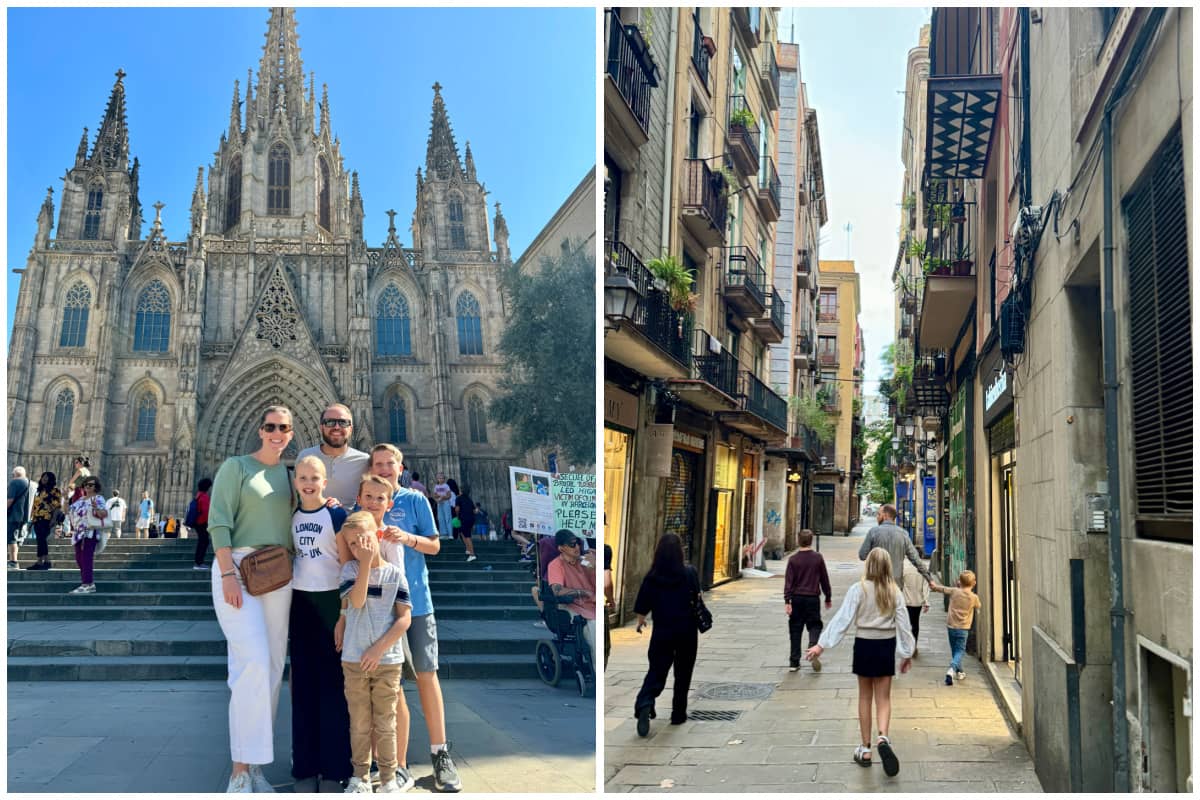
[{"x1": 632, "y1": 532, "x2": 707, "y2": 737}]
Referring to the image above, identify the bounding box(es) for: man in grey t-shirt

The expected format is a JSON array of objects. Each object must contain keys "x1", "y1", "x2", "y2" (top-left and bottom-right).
[
  {"x1": 298, "y1": 402, "x2": 370, "y2": 507},
  {"x1": 859, "y1": 503, "x2": 933, "y2": 588}
]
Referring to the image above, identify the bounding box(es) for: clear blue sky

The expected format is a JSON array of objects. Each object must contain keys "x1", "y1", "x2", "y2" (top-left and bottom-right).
[
  {"x1": 784, "y1": 7, "x2": 932, "y2": 395},
  {"x1": 6, "y1": 6, "x2": 596, "y2": 330}
]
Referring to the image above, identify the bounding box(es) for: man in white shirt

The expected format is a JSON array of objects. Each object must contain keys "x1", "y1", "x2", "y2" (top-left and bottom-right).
[
  {"x1": 106, "y1": 492, "x2": 127, "y2": 538},
  {"x1": 297, "y1": 403, "x2": 370, "y2": 508}
]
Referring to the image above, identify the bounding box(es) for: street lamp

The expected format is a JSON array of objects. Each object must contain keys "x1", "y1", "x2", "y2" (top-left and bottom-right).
[
  {"x1": 903, "y1": 416, "x2": 916, "y2": 438},
  {"x1": 604, "y1": 272, "x2": 640, "y2": 332}
]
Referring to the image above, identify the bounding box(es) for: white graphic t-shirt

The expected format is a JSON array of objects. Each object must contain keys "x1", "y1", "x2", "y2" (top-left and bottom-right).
[{"x1": 291, "y1": 505, "x2": 348, "y2": 591}]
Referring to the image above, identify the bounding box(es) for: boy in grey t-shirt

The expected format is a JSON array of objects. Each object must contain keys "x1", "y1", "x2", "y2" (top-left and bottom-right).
[{"x1": 337, "y1": 512, "x2": 412, "y2": 793}]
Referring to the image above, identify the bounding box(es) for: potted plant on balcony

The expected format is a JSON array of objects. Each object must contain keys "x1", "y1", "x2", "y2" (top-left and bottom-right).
[
  {"x1": 950, "y1": 198, "x2": 967, "y2": 224},
  {"x1": 789, "y1": 395, "x2": 836, "y2": 445},
  {"x1": 907, "y1": 237, "x2": 926, "y2": 267},
  {"x1": 702, "y1": 33, "x2": 717, "y2": 56},
  {"x1": 646, "y1": 255, "x2": 699, "y2": 316},
  {"x1": 730, "y1": 106, "x2": 756, "y2": 130},
  {"x1": 952, "y1": 241, "x2": 974, "y2": 276},
  {"x1": 930, "y1": 202, "x2": 951, "y2": 240},
  {"x1": 924, "y1": 257, "x2": 952, "y2": 277}
]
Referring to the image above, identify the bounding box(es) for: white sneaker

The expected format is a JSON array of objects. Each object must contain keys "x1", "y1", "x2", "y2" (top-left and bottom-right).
[
  {"x1": 466, "y1": 555, "x2": 477, "y2": 562},
  {"x1": 226, "y1": 771, "x2": 253, "y2": 793},
  {"x1": 345, "y1": 776, "x2": 373, "y2": 793},
  {"x1": 248, "y1": 765, "x2": 275, "y2": 792},
  {"x1": 68, "y1": 584, "x2": 90, "y2": 594},
  {"x1": 194, "y1": 563, "x2": 210, "y2": 571},
  {"x1": 378, "y1": 778, "x2": 401, "y2": 793},
  {"x1": 956, "y1": 671, "x2": 966, "y2": 681}
]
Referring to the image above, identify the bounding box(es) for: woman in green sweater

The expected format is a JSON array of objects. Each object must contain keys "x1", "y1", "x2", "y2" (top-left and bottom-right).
[{"x1": 210, "y1": 405, "x2": 297, "y2": 793}]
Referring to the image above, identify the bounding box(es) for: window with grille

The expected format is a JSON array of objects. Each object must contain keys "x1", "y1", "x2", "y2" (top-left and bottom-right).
[
  {"x1": 51, "y1": 389, "x2": 74, "y2": 440},
  {"x1": 83, "y1": 185, "x2": 103, "y2": 240},
  {"x1": 1123, "y1": 125, "x2": 1191, "y2": 542},
  {"x1": 60, "y1": 283, "x2": 91, "y2": 347},
  {"x1": 226, "y1": 156, "x2": 242, "y2": 231},
  {"x1": 468, "y1": 396, "x2": 488, "y2": 443},
  {"x1": 456, "y1": 292, "x2": 483, "y2": 355},
  {"x1": 449, "y1": 197, "x2": 466, "y2": 249},
  {"x1": 268, "y1": 143, "x2": 290, "y2": 215},
  {"x1": 133, "y1": 280, "x2": 171, "y2": 352},
  {"x1": 135, "y1": 392, "x2": 157, "y2": 442},
  {"x1": 389, "y1": 395, "x2": 408, "y2": 443},
  {"x1": 318, "y1": 157, "x2": 331, "y2": 231},
  {"x1": 818, "y1": 288, "x2": 838, "y2": 321},
  {"x1": 376, "y1": 285, "x2": 412, "y2": 356}
]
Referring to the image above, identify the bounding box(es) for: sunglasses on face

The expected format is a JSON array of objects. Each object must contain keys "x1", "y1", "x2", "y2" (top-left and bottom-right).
[
  {"x1": 563, "y1": 540, "x2": 581, "y2": 548},
  {"x1": 261, "y1": 423, "x2": 293, "y2": 433},
  {"x1": 321, "y1": 419, "x2": 352, "y2": 428}
]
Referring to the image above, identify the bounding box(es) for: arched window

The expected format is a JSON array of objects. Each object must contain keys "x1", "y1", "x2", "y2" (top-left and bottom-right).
[
  {"x1": 134, "y1": 392, "x2": 157, "y2": 442},
  {"x1": 83, "y1": 184, "x2": 103, "y2": 240},
  {"x1": 389, "y1": 395, "x2": 408, "y2": 443},
  {"x1": 59, "y1": 283, "x2": 91, "y2": 347},
  {"x1": 449, "y1": 197, "x2": 466, "y2": 249},
  {"x1": 468, "y1": 396, "x2": 488, "y2": 443},
  {"x1": 268, "y1": 143, "x2": 290, "y2": 215},
  {"x1": 456, "y1": 292, "x2": 483, "y2": 355},
  {"x1": 226, "y1": 155, "x2": 242, "y2": 231},
  {"x1": 318, "y1": 156, "x2": 331, "y2": 231},
  {"x1": 51, "y1": 389, "x2": 74, "y2": 440},
  {"x1": 133, "y1": 280, "x2": 171, "y2": 352},
  {"x1": 376, "y1": 285, "x2": 412, "y2": 356}
]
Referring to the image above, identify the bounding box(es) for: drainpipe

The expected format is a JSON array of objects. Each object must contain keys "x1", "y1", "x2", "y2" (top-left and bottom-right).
[
  {"x1": 660, "y1": 10, "x2": 680, "y2": 256},
  {"x1": 1099, "y1": 7, "x2": 1165, "y2": 792}
]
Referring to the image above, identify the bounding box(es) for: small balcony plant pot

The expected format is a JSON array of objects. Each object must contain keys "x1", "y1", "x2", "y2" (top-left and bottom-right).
[
  {"x1": 702, "y1": 35, "x2": 717, "y2": 56},
  {"x1": 952, "y1": 259, "x2": 973, "y2": 277},
  {"x1": 950, "y1": 201, "x2": 967, "y2": 224}
]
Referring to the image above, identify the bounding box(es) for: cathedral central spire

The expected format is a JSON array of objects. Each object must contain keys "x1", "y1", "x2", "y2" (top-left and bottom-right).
[
  {"x1": 255, "y1": 7, "x2": 307, "y2": 129},
  {"x1": 425, "y1": 82, "x2": 464, "y2": 181},
  {"x1": 91, "y1": 69, "x2": 130, "y2": 169}
]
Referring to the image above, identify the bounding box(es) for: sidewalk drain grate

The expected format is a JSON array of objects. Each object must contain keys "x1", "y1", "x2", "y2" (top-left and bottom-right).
[
  {"x1": 689, "y1": 709, "x2": 743, "y2": 722},
  {"x1": 698, "y1": 682, "x2": 775, "y2": 701}
]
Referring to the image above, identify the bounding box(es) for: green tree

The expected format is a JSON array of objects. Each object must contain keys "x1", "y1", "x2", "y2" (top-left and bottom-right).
[
  {"x1": 790, "y1": 394, "x2": 836, "y2": 444},
  {"x1": 489, "y1": 240, "x2": 595, "y2": 466},
  {"x1": 864, "y1": 418, "x2": 895, "y2": 504}
]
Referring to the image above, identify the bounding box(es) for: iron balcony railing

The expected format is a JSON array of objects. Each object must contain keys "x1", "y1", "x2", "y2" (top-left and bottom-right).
[
  {"x1": 606, "y1": 239, "x2": 690, "y2": 367},
  {"x1": 733, "y1": 7, "x2": 761, "y2": 43},
  {"x1": 691, "y1": 327, "x2": 739, "y2": 398},
  {"x1": 682, "y1": 159, "x2": 728, "y2": 235},
  {"x1": 798, "y1": 248, "x2": 811, "y2": 273},
  {"x1": 758, "y1": 155, "x2": 781, "y2": 210},
  {"x1": 741, "y1": 370, "x2": 788, "y2": 432},
  {"x1": 765, "y1": 286, "x2": 785, "y2": 332},
  {"x1": 691, "y1": 12, "x2": 711, "y2": 88},
  {"x1": 760, "y1": 41, "x2": 780, "y2": 106},
  {"x1": 818, "y1": 345, "x2": 839, "y2": 366},
  {"x1": 796, "y1": 329, "x2": 813, "y2": 355},
  {"x1": 724, "y1": 246, "x2": 766, "y2": 306},
  {"x1": 727, "y1": 95, "x2": 761, "y2": 176},
  {"x1": 606, "y1": 9, "x2": 657, "y2": 134}
]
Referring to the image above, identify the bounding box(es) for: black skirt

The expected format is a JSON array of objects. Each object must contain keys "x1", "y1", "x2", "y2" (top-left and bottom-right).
[{"x1": 852, "y1": 636, "x2": 897, "y2": 677}]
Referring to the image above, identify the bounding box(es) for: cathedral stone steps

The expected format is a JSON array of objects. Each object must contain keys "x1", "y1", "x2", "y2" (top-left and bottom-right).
[{"x1": 7, "y1": 538, "x2": 560, "y2": 678}]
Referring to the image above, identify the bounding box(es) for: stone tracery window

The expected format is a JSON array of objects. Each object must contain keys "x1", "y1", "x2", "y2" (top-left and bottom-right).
[
  {"x1": 133, "y1": 280, "x2": 171, "y2": 352},
  {"x1": 59, "y1": 282, "x2": 91, "y2": 347},
  {"x1": 376, "y1": 285, "x2": 412, "y2": 356},
  {"x1": 449, "y1": 196, "x2": 466, "y2": 249},
  {"x1": 226, "y1": 155, "x2": 242, "y2": 231},
  {"x1": 51, "y1": 388, "x2": 74, "y2": 441},
  {"x1": 456, "y1": 291, "x2": 483, "y2": 355},
  {"x1": 134, "y1": 391, "x2": 157, "y2": 442},
  {"x1": 268, "y1": 143, "x2": 291, "y2": 215},
  {"x1": 318, "y1": 156, "x2": 331, "y2": 231},
  {"x1": 389, "y1": 394, "x2": 408, "y2": 443},
  {"x1": 83, "y1": 184, "x2": 104, "y2": 240},
  {"x1": 468, "y1": 395, "x2": 488, "y2": 443}
]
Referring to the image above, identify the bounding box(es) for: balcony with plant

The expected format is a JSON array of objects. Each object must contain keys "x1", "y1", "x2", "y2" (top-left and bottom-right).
[
  {"x1": 757, "y1": 155, "x2": 781, "y2": 221},
  {"x1": 722, "y1": 245, "x2": 767, "y2": 318},
  {"x1": 681, "y1": 159, "x2": 728, "y2": 247},
  {"x1": 605, "y1": 241, "x2": 691, "y2": 371},
  {"x1": 605, "y1": 9, "x2": 659, "y2": 141},
  {"x1": 727, "y1": 95, "x2": 760, "y2": 177}
]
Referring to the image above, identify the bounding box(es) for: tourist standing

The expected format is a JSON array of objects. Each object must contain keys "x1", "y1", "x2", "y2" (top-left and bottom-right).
[
  {"x1": 65, "y1": 457, "x2": 92, "y2": 506},
  {"x1": 67, "y1": 475, "x2": 109, "y2": 594},
  {"x1": 632, "y1": 533, "x2": 701, "y2": 737},
  {"x1": 858, "y1": 503, "x2": 932, "y2": 588},
  {"x1": 26, "y1": 472, "x2": 61, "y2": 570},
  {"x1": 136, "y1": 491, "x2": 154, "y2": 539},
  {"x1": 209, "y1": 405, "x2": 296, "y2": 793},
  {"x1": 453, "y1": 484, "x2": 478, "y2": 562},
  {"x1": 8, "y1": 466, "x2": 32, "y2": 568},
  {"x1": 106, "y1": 492, "x2": 127, "y2": 538},
  {"x1": 431, "y1": 473, "x2": 455, "y2": 539},
  {"x1": 190, "y1": 479, "x2": 213, "y2": 570},
  {"x1": 297, "y1": 402, "x2": 369, "y2": 508}
]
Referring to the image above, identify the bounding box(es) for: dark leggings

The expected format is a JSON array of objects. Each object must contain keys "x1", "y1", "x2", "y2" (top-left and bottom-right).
[
  {"x1": 33, "y1": 520, "x2": 52, "y2": 559},
  {"x1": 634, "y1": 628, "x2": 698, "y2": 722},
  {"x1": 907, "y1": 605, "x2": 922, "y2": 644},
  {"x1": 192, "y1": 524, "x2": 210, "y2": 566}
]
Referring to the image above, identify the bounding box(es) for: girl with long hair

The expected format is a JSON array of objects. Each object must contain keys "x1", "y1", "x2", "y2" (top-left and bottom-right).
[
  {"x1": 806, "y1": 547, "x2": 914, "y2": 776},
  {"x1": 632, "y1": 533, "x2": 702, "y2": 738}
]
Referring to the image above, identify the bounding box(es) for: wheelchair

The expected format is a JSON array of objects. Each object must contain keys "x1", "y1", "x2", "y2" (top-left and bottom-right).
[{"x1": 534, "y1": 581, "x2": 595, "y2": 696}]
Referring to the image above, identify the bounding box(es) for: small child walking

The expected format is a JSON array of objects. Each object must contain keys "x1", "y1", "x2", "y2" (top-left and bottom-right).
[
  {"x1": 806, "y1": 547, "x2": 914, "y2": 777},
  {"x1": 901, "y1": 561, "x2": 931, "y2": 658},
  {"x1": 783, "y1": 529, "x2": 831, "y2": 672},
  {"x1": 930, "y1": 570, "x2": 982, "y2": 685},
  {"x1": 337, "y1": 512, "x2": 413, "y2": 794}
]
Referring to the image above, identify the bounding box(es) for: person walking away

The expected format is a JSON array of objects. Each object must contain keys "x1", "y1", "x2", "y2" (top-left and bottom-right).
[
  {"x1": 67, "y1": 476, "x2": 110, "y2": 594},
  {"x1": 453, "y1": 485, "x2": 478, "y2": 562},
  {"x1": 930, "y1": 570, "x2": 982, "y2": 685},
  {"x1": 8, "y1": 466, "x2": 32, "y2": 568},
  {"x1": 105, "y1": 491, "x2": 127, "y2": 538},
  {"x1": 337, "y1": 513, "x2": 413, "y2": 794},
  {"x1": 26, "y1": 472, "x2": 62, "y2": 570},
  {"x1": 632, "y1": 533, "x2": 701, "y2": 737},
  {"x1": 431, "y1": 473, "x2": 455, "y2": 539},
  {"x1": 136, "y1": 491, "x2": 154, "y2": 540},
  {"x1": 805, "y1": 547, "x2": 914, "y2": 777},
  {"x1": 784, "y1": 529, "x2": 832, "y2": 672},
  {"x1": 209, "y1": 406, "x2": 296, "y2": 793},
  {"x1": 288, "y1": 456, "x2": 353, "y2": 793},
  {"x1": 901, "y1": 560, "x2": 931, "y2": 658},
  {"x1": 858, "y1": 503, "x2": 932, "y2": 589},
  {"x1": 189, "y1": 479, "x2": 213, "y2": 570}
]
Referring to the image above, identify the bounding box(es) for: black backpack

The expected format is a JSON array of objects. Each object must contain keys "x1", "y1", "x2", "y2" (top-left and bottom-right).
[{"x1": 184, "y1": 498, "x2": 200, "y2": 528}]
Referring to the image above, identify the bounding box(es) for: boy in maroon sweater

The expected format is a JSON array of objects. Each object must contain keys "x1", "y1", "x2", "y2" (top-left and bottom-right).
[{"x1": 784, "y1": 529, "x2": 832, "y2": 672}]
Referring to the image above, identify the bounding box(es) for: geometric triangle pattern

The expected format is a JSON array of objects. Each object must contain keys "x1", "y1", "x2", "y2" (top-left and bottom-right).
[{"x1": 926, "y1": 75, "x2": 1001, "y2": 180}]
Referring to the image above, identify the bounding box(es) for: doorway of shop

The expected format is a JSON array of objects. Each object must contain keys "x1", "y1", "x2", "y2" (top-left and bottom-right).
[
  {"x1": 812, "y1": 484, "x2": 835, "y2": 536},
  {"x1": 998, "y1": 460, "x2": 1021, "y2": 673}
]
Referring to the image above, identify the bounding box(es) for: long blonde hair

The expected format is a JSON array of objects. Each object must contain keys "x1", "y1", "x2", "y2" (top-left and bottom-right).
[{"x1": 860, "y1": 548, "x2": 897, "y2": 617}]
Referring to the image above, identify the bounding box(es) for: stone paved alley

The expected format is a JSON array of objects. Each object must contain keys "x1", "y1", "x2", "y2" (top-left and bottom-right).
[{"x1": 604, "y1": 517, "x2": 1043, "y2": 792}]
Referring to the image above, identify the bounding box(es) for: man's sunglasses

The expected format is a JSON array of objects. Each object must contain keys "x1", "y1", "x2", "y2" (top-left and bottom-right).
[
  {"x1": 321, "y1": 419, "x2": 352, "y2": 428},
  {"x1": 261, "y1": 423, "x2": 293, "y2": 433},
  {"x1": 563, "y1": 540, "x2": 581, "y2": 548}
]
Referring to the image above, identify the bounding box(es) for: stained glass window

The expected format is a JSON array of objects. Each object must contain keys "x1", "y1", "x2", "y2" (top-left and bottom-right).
[
  {"x1": 83, "y1": 185, "x2": 103, "y2": 240},
  {"x1": 468, "y1": 396, "x2": 488, "y2": 443},
  {"x1": 59, "y1": 283, "x2": 91, "y2": 347},
  {"x1": 51, "y1": 389, "x2": 74, "y2": 440},
  {"x1": 135, "y1": 392, "x2": 157, "y2": 442},
  {"x1": 133, "y1": 280, "x2": 171, "y2": 352},
  {"x1": 456, "y1": 292, "x2": 483, "y2": 355},
  {"x1": 376, "y1": 285, "x2": 412, "y2": 356}
]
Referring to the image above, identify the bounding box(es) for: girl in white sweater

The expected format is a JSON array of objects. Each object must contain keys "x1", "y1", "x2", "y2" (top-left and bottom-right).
[{"x1": 806, "y1": 547, "x2": 915, "y2": 776}]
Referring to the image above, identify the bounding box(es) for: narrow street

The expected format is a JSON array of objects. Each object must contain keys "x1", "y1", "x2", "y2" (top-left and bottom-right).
[{"x1": 604, "y1": 517, "x2": 1042, "y2": 792}]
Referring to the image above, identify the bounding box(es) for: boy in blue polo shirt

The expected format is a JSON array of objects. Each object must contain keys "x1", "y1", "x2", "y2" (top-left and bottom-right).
[{"x1": 368, "y1": 444, "x2": 462, "y2": 793}]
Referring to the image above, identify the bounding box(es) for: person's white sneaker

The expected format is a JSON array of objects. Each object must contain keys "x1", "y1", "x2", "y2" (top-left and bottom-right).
[
  {"x1": 466, "y1": 555, "x2": 477, "y2": 562},
  {"x1": 226, "y1": 771, "x2": 253, "y2": 793},
  {"x1": 194, "y1": 563, "x2": 210, "y2": 571},
  {"x1": 344, "y1": 776, "x2": 373, "y2": 793},
  {"x1": 956, "y1": 671, "x2": 966, "y2": 681},
  {"x1": 378, "y1": 778, "x2": 401, "y2": 793},
  {"x1": 68, "y1": 584, "x2": 90, "y2": 594},
  {"x1": 248, "y1": 765, "x2": 275, "y2": 792}
]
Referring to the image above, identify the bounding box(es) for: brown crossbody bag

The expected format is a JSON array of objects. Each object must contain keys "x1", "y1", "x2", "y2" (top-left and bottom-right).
[{"x1": 238, "y1": 545, "x2": 293, "y2": 596}]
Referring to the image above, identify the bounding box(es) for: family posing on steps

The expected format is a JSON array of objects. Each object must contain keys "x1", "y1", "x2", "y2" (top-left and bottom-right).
[{"x1": 631, "y1": 504, "x2": 980, "y2": 781}]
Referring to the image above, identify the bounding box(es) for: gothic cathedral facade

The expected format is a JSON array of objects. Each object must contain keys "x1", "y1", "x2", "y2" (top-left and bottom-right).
[{"x1": 7, "y1": 8, "x2": 522, "y2": 516}]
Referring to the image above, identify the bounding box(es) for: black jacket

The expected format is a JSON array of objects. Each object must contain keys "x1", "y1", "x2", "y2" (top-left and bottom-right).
[{"x1": 634, "y1": 565, "x2": 699, "y2": 636}]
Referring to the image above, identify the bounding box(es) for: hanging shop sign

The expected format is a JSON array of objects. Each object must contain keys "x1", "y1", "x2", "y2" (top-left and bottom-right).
[
  {"x1": 646, "y1": 424, "x2": 674, "y2": 477},
  {"x1": 922, "y1": 475, "x2": 937, "y2": 557},
  {"x1": 981, "y1": 346, "x2": 1014, "y2": 428},
  {"x1": 672, "y1": 429, "x2": 706, "y2": 453},
  {"x1": 604, "y1": 384, "x2": 640, "y2": 430}
]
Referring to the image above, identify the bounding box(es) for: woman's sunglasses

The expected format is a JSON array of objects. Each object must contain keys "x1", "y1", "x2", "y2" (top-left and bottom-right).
[{"x1": 261, "y1": 423, "x2": 293, "y2": 433}]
